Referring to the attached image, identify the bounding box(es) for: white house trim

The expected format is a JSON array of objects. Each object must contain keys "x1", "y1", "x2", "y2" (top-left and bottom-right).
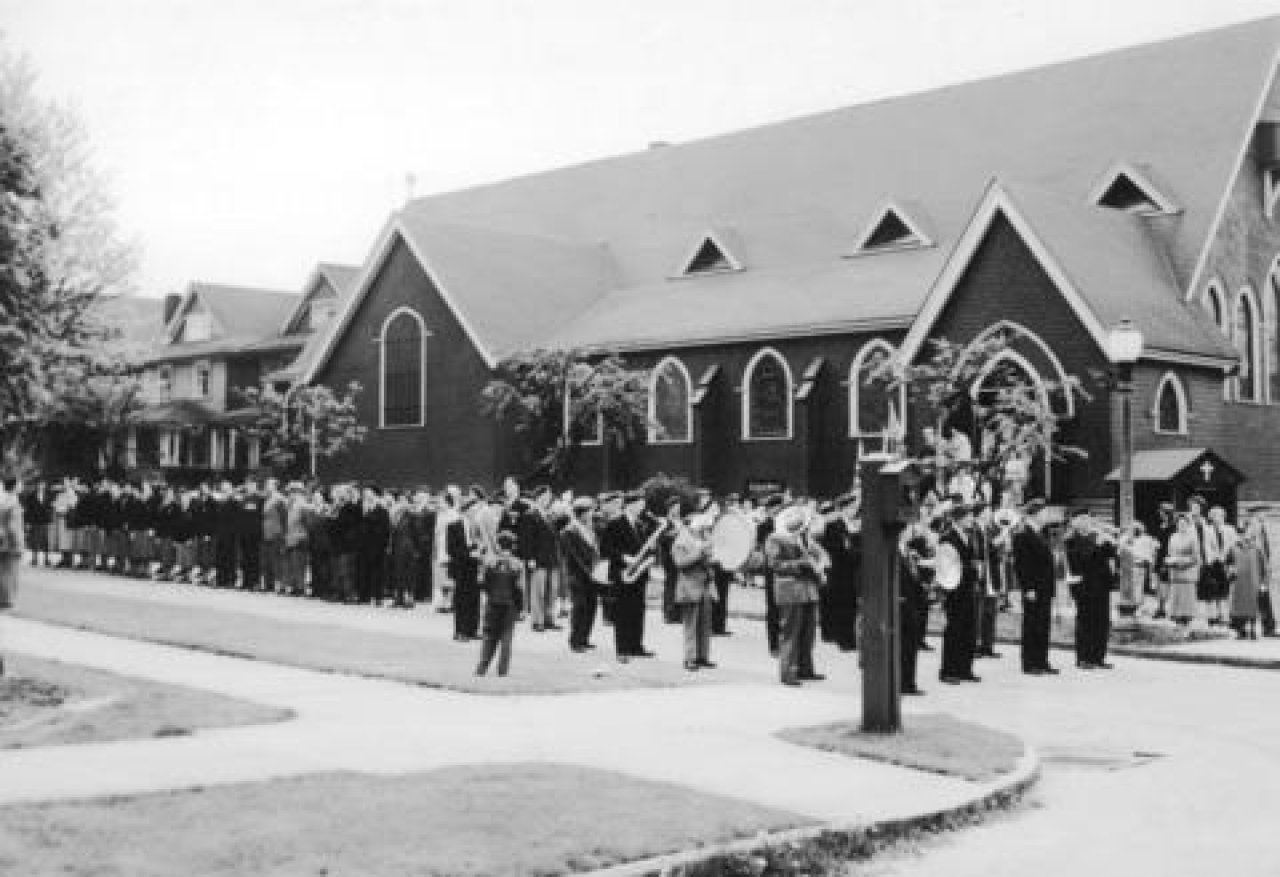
[
  {"x1": 672, "y1": 228, "x2": 746, "y2": 278},
  {"x1": 741, "y1": 347, "x2": 794, "y2": 441},
  {"x1": 1152, "y1": 371, "x2": 1189, "y2": 435},
  {"x1": 648, "y1": 355, "x2": 694, "y2": 444},
  {"x1": 378, "y1": 305, "x2": 427, "y2": 429},
  {"x1": 303, "y1": 215, "x2": 500, "y2": 384},
  {"x1": 966, "y1": 320, "x2": 1075, "y2": 416},
  {"x1": 1088, "y1": 162, "x2": 1182, "y2": 215},
  {"x1": 1233, "y1": 285, "x2": 1265, "y2": 404},
  {"x1": 846, "y1": 200, "x2": 935, "y2": 256},
  {"x1": 1185, "y1": 47, "x2": 1280, "y2": 302},
  {"x1": 848, "y1": 339, "x2": 906, "y2": 439},
  {"x1": 900, "y1": 181, "x2": 1112, "y2": 365}
]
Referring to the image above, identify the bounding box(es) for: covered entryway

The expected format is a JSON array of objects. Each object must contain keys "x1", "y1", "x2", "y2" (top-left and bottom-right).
[{"x1": 1105, "y1": 448, "x2": 1244, "y2": 527}]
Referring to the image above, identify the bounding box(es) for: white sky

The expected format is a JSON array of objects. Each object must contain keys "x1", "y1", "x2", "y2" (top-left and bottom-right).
[{"x1": 2, "y1": 0, "x2": 1278, "y2": 296}]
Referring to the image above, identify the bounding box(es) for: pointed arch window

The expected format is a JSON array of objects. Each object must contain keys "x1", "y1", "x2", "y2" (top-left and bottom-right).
[
  {"x1": 1152, "y1": 372, "x2": 1188, "y2": 435},
  {"x1": 648, "y1": 357, "x2": 692, "y2": 444},
  {"x1": 380, "y1": 307, "x2": 426, "y2": 428},
  {"x1": 1234, "y1": 288, "x2": 1263, "y2": 403},
  {"x1": 849, "y1": 340, "x2": 904, "y2": 449},
  {"x1": 743, "y1": 348, "x2": 793, "y2": 440},
  {"x1": 1269, "y1": 264, "x2": 1280, "y2": 403}
]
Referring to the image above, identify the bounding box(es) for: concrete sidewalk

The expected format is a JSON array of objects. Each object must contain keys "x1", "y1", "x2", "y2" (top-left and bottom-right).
[{"x1": 0, "y1": 615, "x2": 1033, "y2": 834}]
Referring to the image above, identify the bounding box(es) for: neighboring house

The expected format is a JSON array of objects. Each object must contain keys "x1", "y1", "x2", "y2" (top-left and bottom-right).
[{"x1": 130, "y1": 263, "x2": 358, "y2": 481}]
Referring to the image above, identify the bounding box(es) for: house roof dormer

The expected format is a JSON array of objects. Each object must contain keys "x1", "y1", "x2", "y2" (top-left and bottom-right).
[
  {"x1": 1090, "y1": 162, "x2": 1181, "y2": 215},
  {"x1": 846, "y1": 200, "x2": 934, "y2": 256},
  {"x1": 673, "y1": 227, "x2": 745, "y2": 278}
]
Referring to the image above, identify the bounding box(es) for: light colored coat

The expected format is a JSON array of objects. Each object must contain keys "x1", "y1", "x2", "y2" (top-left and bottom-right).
[
  {"x1": 671, "y1": 526, "x2": 713, "y2": 605},
  {"x1": 766, "y1": 529, "x2": 824, "y2": 606},
  {"x1": 0, "y1": 492, "x2": 25, "y2": 610}
]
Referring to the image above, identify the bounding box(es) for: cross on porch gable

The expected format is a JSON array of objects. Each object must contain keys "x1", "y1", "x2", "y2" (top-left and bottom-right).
[{"x1": 1200, "y1": 460, "x2": 1215, "y2": 482}]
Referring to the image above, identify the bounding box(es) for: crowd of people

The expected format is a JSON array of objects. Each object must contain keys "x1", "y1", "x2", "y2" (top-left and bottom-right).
[{"x1": 1, "y1": 462, "x2": 1275, "y2": 687}]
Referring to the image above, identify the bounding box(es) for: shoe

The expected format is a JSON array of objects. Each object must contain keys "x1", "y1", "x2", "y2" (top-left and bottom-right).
[
  {"x1": 1024, "y1": 668, "x2": 1047, "y2": 676},
  {"x1": 1042, "y1": 667, "x2": 1061, "y2": 675},
  {"x1": 1096, "y1": 662, "x2": 1114, "y2": 670},
  {"x1": 683, "y1": 661, "x2": 699, "y2": 671},
  {"x1": 571, "y1": 646, "x2": 587, "y2": 653},
  {"x1": 939, "y1": 675, "x2": 962, "y2": 685},
  {"x1": 712, "y1": 630, "x2": 732, "y2": 637},
  {"x1": 960, "y1": 674, "x2": 981, "y2": 682},
  {"x1": 984, "y1": 651, "x2": 1002, "y2": 659},
  {"x1": 781, "y1": 678, "x2": 801, "y2": 687},
  {"x1": 1078, "y1": 661, "x2": 1097, "y2": 670},
  {"x1": 901, "y1": 686, "x2": 924, "y2": 696},
  {"x1": 1153, "y1": 610, "x2": 1167, "y2": 619},
  {"x1": 798, "y1": 672, "x2": 826, "y2": 681},
  {"x1": 697, "y1": 660, "x2": 717, "y2": 669},
  {"x1": 635, "y1": 649, "x2": 656, "y2": 658}
]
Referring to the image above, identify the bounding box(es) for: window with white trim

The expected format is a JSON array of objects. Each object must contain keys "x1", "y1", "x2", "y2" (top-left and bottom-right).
[
  {"x1": 1269, "y1": 265, "x2": 1280, "y2": 403},
  {"x1": 648, "y1": 357, "x2": 692, "y2": 443},
  {"x1": 1234, "y1": 288, "x2": 1263, "y2": 403},
  {"x1": 195, "y1": 362, "x2": 211, "y2": 398},
  {"x1": 743, "y1": 349, "x2": 792, "y2": 440},
  {"x1": 1152, "y1": 372, "x2": 1188, "y2": 435},
  {"x1": 380, "y1": 308, "x2": 426, "y2": 427},
  {"x1": 849, "y1": 340, "x2": 902, "y2": 448}
]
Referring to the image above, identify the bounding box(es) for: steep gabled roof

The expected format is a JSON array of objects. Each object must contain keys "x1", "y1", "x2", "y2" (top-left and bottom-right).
[
  {"x1": 306, "y1": 18, "x2": 1279, "y2": 369},
  {"x1": 399, "y1": 18, "x2": 1280, "y2": 294},
  {"x1": 166, "y1": 283, "x2": 300, "y2": 342}
]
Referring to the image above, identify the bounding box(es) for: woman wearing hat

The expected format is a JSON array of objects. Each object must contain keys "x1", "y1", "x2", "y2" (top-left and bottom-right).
[{"x1": 1165, "y1": 513, "x2": 1202, "y2": 627}]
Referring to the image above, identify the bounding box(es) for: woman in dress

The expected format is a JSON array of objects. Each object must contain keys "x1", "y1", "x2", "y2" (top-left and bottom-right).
[
  {"x1": 1229, "y1": 522, "x2": 1267, "y2": 639},
  {"x1": 0, "y1": 475, "x2": 26, "y2": 677},
  {"x1": 1165, "y1": 513, "x2": 1201, "y2": 626}
]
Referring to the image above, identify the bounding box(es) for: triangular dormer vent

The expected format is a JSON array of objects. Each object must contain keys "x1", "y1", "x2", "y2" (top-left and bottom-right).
[
  {"x1": 1091, "y1": 164, "x2": 1179, "y2": 215},
  {"x1": 675, "y1": 230, "x2": 744, "y2": 277},
  {"x1": 848, "y1": 202, "x2": 933, "y2": 256}
]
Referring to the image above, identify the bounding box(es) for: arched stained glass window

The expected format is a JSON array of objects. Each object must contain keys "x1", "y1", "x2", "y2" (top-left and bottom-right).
[
  {"x1": 1235, "y1": 290, "x2": 1260, "y2": 403},
  {"x1": 744, "y1": 349, "x2": 792, "y2": 439},
  {"x1": 649, "y1": 357, "x2": 692, "y2": 443},
  {"x1": 381, "y1": 308, "x2": 425, "y2": 427},
  {"x1": 1153, "y1": 373, "x2": 1187, "y2": 434}
]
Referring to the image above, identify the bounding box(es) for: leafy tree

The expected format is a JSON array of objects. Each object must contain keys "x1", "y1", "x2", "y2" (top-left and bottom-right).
[
  {"x1": 868, "y1": 330, "x2": 1090, "y2": 504},
  {"x1": 235, "y1": 382, "x2": 368, "y2": 479},
  {"x1": 0, "y1": 41, "x2": 139, "y2": 472},
  {"x1": 479, "y1": 348, "x2": 650, "y2": 482}
]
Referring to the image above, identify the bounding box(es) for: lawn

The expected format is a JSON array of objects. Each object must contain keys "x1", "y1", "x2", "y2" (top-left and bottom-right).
[
  {"x1": 15, "y1": 573, "x2": 749, "y2": 695},
  {"x1": 778, "y1": 713, "x2": 1025, "y2": 782},
  {"x1": 0, "y1": 655, "x2": 289, "y2": 749},
  {"x1": 0, "y1": 763, "x2": 811, "y2": 877}
]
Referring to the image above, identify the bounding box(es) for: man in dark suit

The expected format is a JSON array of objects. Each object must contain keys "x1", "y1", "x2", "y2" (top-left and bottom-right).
[
  {"x1": 1012, "y1": 498, "x2": 1058, "y2": 675},
  {"x1": 602, "y1": 490, "x2": 654, "y2": 661},
  {"x1": 237, "y1": 480, "x2": 264, "y2": 591},
  {"x1": 819, "y1": 492, "x2": 861, "y2": 652},
  {"x1": 938, "y1": 502, "x2": 981, "y2": 684},
  {"x1": 447, "y1": 495, "x2": 483, "y2": 640},
  {"x1": 1064, "y1": 507, "x2": 1118, "y2": 670},
  {"x1": 357, "y1": 486, "x2": 390, "y2": 605}
]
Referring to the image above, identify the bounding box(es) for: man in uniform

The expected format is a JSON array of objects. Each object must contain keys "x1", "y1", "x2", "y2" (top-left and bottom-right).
[
  {"x1": 1064, "y1": 507, "x2": 1118, "y2": 670},
  {"x1": 1012, "y1": 498, "x2": 1058, "y2": 675},
  {"x1": 602, "y1": 490, "x2": 655, "y2": 662},
  {"x1": 819, "y1": 492, "x2": 861, "y2": 652},
  {"x1": 518, "y1": 486, "x2": 562, "y2": 631},
  {"x1": 938, "y1": 502, "x2": 981, "y2": 684},
  {"x1": 560, "y1": 496, "x2": 601, "y2": 652}
]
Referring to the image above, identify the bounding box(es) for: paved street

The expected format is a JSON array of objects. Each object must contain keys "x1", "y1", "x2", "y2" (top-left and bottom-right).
[{"x1": 4, "y1": 568, "x2": 1280, "y2": 876}]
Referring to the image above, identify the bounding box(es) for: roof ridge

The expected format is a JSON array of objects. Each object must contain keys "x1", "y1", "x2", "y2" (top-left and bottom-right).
[{"x1": 404, "y1": 15, "x2": 1280, "y2": 209}]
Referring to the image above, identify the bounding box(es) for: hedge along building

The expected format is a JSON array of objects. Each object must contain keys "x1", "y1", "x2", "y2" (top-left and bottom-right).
[{"x1": 303, "y1": 18, "x2": 1280, "y2": 520}]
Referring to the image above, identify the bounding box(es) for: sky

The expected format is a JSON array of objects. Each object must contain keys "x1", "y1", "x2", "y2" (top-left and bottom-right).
[{"x1": 2, "y1": 0, "x2": 1279, "y2": 297}]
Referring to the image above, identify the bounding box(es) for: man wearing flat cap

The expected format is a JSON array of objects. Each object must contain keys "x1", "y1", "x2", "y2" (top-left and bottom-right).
[
  {"x1": 560, "y1": 496, "x2": 601, "y2": 652},
  {"x1": 1013, "y1": 498, "x2": 1058, "y2": 675},
  {"x1": 602, "y1": 490, "x2": 656, "y2": 661}
]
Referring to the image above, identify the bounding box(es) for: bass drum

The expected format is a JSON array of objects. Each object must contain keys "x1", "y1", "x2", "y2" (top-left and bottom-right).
[
  {"x1": 710, "y1": 511, "x2": 755, "y2": 571},
  {"x1": 934, "y1": 542, "x2": 963, "y2": 591}
]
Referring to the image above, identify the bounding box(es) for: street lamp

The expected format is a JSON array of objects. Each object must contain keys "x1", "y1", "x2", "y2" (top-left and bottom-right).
[{"x1": 1108, "y1": 318, "x2": 1144, "y2": 620}]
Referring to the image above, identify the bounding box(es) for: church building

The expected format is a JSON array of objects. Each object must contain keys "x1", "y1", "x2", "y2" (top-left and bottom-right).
[{"x1": 301, "y1": 18, "x2": 1280, "y2": 521}]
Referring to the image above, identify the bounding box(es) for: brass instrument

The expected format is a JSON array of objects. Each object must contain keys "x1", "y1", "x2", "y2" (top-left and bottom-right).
[{"x1": 622, "y1": 518, "x2": 671, "y2": 584}]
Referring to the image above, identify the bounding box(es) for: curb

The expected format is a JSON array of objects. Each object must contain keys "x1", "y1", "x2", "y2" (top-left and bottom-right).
[
  {"x1": 725, "y1": 607, "x2": 1280, "y2": 672},
  {"x1": 584, "y1": 744, "x2": 1040, "y2": 877}
]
